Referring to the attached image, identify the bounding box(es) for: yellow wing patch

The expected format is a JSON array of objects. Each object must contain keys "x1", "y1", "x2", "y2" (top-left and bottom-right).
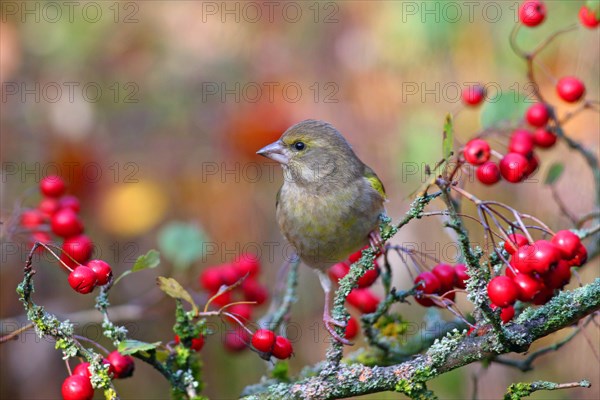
[{"x1": 364, "y1": 166, "x2": 386, "y2": 199}]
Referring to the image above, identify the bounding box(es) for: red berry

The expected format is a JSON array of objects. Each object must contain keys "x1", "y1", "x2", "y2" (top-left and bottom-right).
[
  {"x1": 533, "y1": 128, "x2": 557, "y2": 148},
  {"x1": 463, "y1": 139, "x2": 491, "y2": 165},
  {"x1": 508, "y1": 130, "x2": 535, "y2": 158},
  {"x1": 210, "y1": 291, "x2": 232, "y2": 308},
  {"x1": 241, "y1": 279, "x2": 268, "y2": 305},
  {"x1": 513, "y1": 273, "x2": 542, "y2": 302},
  {"x1": 190, "y1": 335, "x2": 204, "y2": 351},
  {"x1": 38, "y1": 197, "x2": 60, "y2": 218},
  {"x1": 504, "y1": 233, "x2": 529, "y2": 255},
  {"x1": 551, "y1": 230, "x2": 581, "y2": 260},
  {"x1": 61, "y1": 235, "x2": 94, "y2": 268},
  {"x1": 59, "y1": 195, "x2": 81, "y2": 213},
  {"x1": 348, "y1": 245, "x2": 371, "y2": 264},
  {"x1": 557, "y1": 76, "x2": 585, "y2": 103},
  {"x1": 526, "y1": 103, "x2": 550, "y2": 127},
  {"x1": 519, "y1": 0, "x2": 546, "y2": 27},
  {"x1": 357, "y1": 263, "x2": 380, "y2": 288},
  {"x1": 431, "y1": 264, "x2": 455, "y2": 292},
  {"x1": 68, "y1": 266, "x2": 97, "y2": 294},
  {"x1": 453, "y1": 264, "x2": 469, "y2": 289},
  {"x1": 414, "y1": 272, "x2": 441, "y2": 307},
  {"x1": 190, "y1": 336, "x2": 205, "y2": 351},
  {"x1": 491, "y1": 304, "x2": 515, "y2": 324},
  {"x1": 220, "y1": 264, "x2": 242, "y2": 285},
  {"x1": 272, "y1": 336, "x2": 293, "y2": 359},
  {"x1": 51, "y1": 208, "x2": 84, "y2": 238},
  {"x1": 476, "y1": 162, "x2": 501, "y2": 185},
  {"x1": 532, "y1": 285, "x2": 554, "y2": 305},
  {"x1": 525, "y1": 153, "x2": 539, "y2": 177},
  {"x1": 544, "y1": 260, "x2": 572, "y2": 290},
  {"x1": 232, "y1": 253, "x2": 260, "y2": 277},
  {"x1": 199, "y1": 267, "x2": 224, "y2": 292},
  {"x1": 40, "y1": 175, "x2": 66, "y2": 198},
  {"x1": 500, "y1": 305, "x2": 515, "y2": 323},
  {"x1": 61, "y1": 374, "x2": 94, "y2": 400},
  {"x1": 86, "y1": 260, "x2": 112, "y2": 285},
  {"x1": 579, "y1": 5, "x2": 600, "y2": 28},
  {"x1": 345, "y1": 316, "x2": 359, "y2": 339},
  {"x1": 106, "y1": 351, "x2": 135, "y2": 379},
  {"x1": 224, "y1": 330, "x2": 249, "y2": 352},
  {"x1": 499, "y1": 152, "x2": 529, "y2": 183},
  {"x1": 73, "y1": 363, "x2": 91, "y2": 379},
  {"x1": 175, "y1": 334, "x2": 205, "y2": 352},
  {"x1": 251, "y1": 329, "x2": 276, "y2": 353},
  {"x1": 346, "y1": 288, "x2": 380, "y2": 313},
  {"x1": 487, "y1": 276, "x2": 519, "y2": 307},
  {"x1": 512, "y1": 240, "x2": 561, "y2": 274},
  {"x1": 569, "y1": 244, "x2": 588, "y2": 267},
  {"x1": 21, "y1": 209, "x2": 45, "y2": 229},
  {"x1": 462, "y1": 84, "x2": 486, "y2": 106},
  {"x1": 328, "y1": 262, "x2": 350, "y2": 282},
  {"x1": 225, "y1": 303, "x2": 253, "y2": 324}
]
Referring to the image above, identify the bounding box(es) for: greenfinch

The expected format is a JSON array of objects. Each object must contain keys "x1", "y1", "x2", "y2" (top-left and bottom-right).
[{"x1": 257, "y1": 119, "x2": 386, "y2": 343}]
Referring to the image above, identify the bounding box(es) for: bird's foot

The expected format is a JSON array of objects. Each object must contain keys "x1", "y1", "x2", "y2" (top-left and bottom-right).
[
  {"x1": 369, "y1": 230, "x2": 385, "y2": 254},
  {"x1": 323, "y1": 315, "x2": 353, "y2": 346}
]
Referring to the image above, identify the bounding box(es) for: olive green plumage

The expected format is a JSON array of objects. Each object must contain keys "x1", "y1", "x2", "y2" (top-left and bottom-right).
[{"x1": 258, "y1": 119, "x2": 386, "y2": 271}]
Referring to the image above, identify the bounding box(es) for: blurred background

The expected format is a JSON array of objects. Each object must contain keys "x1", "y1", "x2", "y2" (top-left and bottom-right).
[{"x1": 1, "y1": 1, "x2": 598, "y2": 399}]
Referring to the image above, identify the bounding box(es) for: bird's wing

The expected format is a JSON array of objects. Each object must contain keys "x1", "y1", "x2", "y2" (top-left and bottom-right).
[{"x1": 363, "y1": 166, "x2": 386, "y2": 200}]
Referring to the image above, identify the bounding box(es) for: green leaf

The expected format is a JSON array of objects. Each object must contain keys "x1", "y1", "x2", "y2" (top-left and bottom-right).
[
  {"x1": 545, "y1": 163, "x2": 564, "y2": 185},
  {"x1": 118, "y1": 339, "x2": 161, "y2": 355},
  {"x1": 113, "y1": 250, "x2": 160, "y2": 285},
  {"x1": 480, "y1": 91, "x2": 529, "y2": 129},
  {"x1": 157, "y1": 276, "x2": 198, "y2": 314},
  {"x1": 132, "y1": 249, "x2": 161, "y2": 272},
  {"x1": 157, "y1": 222, "x2": 208, "y2": 270},
  {"x1": 442, "y1": 113, "x2": 454, "y2": 160}
]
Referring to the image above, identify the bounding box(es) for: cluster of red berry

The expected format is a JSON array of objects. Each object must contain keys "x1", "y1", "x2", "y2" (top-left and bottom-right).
[
  {"x1": 328, "y1": 246, "x2": 383, "y2": 339},
  {"x1": 250, "y1": 329, "x2": 293, "y2": 360},
  {"x1": 487, "y1": 230, "x2": 587, "y2": 322},
  {"x1": 519, "y1": 0, "x2": 599, "y2": 29},
  {"x1": 463, "y1": 76, "x2": 586, "y2": 185},
  {"x1": 62, "y1": 351, "x2": 134, "y2": 400},
  {"x1": 198, "y1": 254, "x2": 270, "y2": 352},
  {"x1": 412, "y1": 264, "x2": 468, "y2": 307},
  {"x1": 20, "y1": 176, "x2": 113, "y2": 294},
  {"x1": 460, "y1": 0, "x2": 596, "y2": 186}
]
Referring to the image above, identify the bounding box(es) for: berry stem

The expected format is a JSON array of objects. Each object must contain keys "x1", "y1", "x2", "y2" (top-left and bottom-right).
[
  {"x1": 32, "y1": 242, "x2": 75, "y2": 272},
  {"x1": 203, "y1": 273, "x2": 249, "y2": 314},
  {"x1": 490, "y1": 149, "x2": 504, "y2": 160},
  {"x1": 519, "y1": 213, "x2": 555, "y2": 236},
  {"x1": 64, "y1": 359, "x2": 73, "y2": 376},
  {"x1": 449, "y1": 184, "x2": 482, "y2": 205},
  {"x1": 73, "y1": 334, "x2": 110, "y2": 355},
  {"x1": 530, "y1": 24, "x2": 578, "y2": 58}
]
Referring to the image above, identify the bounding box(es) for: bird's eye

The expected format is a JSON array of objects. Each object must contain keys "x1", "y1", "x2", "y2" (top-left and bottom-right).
[{"x1": 293, "y1": 141, "x2": 306, "y2": 151}]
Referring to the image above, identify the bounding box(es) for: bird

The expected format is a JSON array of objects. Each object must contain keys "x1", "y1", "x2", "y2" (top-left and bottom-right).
[{"x1": 257, "y1": 119, "x2": 386, "y2": 344}]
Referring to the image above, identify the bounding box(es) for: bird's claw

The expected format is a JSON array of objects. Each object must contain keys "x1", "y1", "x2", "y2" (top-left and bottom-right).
[
  {"x1": 323, "y1": 316, "x2": 353, "y2": 346},
  {"x1": 369, "y1": 230, "x2": 384, "y2": 254}
]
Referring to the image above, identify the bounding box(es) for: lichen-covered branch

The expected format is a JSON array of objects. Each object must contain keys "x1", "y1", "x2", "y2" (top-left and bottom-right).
[
  {"x1": 504, "y1": 380, "x2": 591, "y2": 400},
  {"x1": 241, "y1": 279, "x2": 600, "y2": 399}
]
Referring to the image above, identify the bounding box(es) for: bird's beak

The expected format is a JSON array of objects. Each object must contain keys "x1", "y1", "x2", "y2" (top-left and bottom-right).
[{"x1": 257, "y1": 141, "x2": 290, "y2": 165}]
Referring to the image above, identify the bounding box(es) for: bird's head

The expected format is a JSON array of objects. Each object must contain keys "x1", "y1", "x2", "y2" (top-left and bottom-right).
[{"x1": 256, "y1": 120, "x2": 362, "y2": 187}]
